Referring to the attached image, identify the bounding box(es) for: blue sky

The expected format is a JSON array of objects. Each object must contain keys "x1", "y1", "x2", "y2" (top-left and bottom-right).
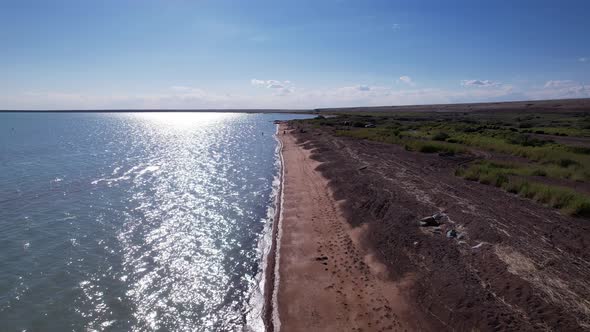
[{"x1": 1, "y1": 0, "x2": 589, "y2": 109}]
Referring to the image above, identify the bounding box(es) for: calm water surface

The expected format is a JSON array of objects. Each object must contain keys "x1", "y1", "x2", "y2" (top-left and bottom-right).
[{"x1": 0, "y1": 112, "x2": 311, "y2": 331}]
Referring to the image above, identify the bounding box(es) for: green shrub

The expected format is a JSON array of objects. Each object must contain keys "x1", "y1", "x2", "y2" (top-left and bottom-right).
[
  {"x1": 419, "y1": 145, "x2": 441, "y2": 153},
  {"x1": 569, "y1": 146, "x2": 590, "y2": 155},
  {"x1": 404, "y1": 141, "x2": 466, "y2": 155},
  {"x1": 507, "y1": 134, "x2": 549, "y2": 147},
  {"x1": 563, "y1": 198, "x2": 590, "y2": 217},
  {"x1": 558, "y1": 158, "x2": 579, "y2": 167},
  {"x1": 502, "y1": 180, "x2": 521, "y2": 194},
  {"x1": 432, "y1": 132, "x2": 450, "y2": 141}
]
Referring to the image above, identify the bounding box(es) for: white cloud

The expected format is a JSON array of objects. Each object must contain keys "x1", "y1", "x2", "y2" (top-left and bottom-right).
[
  {"x1": 544, "y1": 80, "x2": 576, "y2": 88},
  {"x1": 6, "y1": 78, "x2": 588, "y2": 110},
  {"x1": 250, "y1": 79, "x2": 266, "y2": 86},
  {"x1": 266, "y1": 80, "x2": 284, "y2": 89},
  {"x1": 399, "y1": 76, "x2": 414, "y2": 86},
  {"x1": 392, "y1": 24, "x2": 400, "y2": 31},
  {"x1": 461, "y1": 79, "x2": 501, "y2": 87},
  {"x1": 276, "y1": 87, "x2": 293, "y2": 96},
  {"x1": 1, "y1": 84, "x2": 516, "y2": 110},
  {"x1": 169, "y1": 86, "x2": 192, "y2": 92},
  {"x1": 251, "y1": 79, "x2": 291, "y2": 89},
  {"x1": 526, "y1": 80, "x2": 590, "y2": 99},
  {"x1": 579, "y1": 57, "x2": 588, "y2": 63}
]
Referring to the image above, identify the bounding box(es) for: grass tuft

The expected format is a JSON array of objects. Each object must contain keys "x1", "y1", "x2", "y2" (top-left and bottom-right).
[
  {"x1": 404, "y1": 141, "x2": 466, "y2": 154},
  {"x1": 458, "y1": 164, "x2": 590, "y2": 217}
]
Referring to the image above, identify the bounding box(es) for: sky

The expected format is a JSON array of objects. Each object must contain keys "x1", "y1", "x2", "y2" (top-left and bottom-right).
[{"x1": 1, "y1": 0, "x2": 589, "y2": 110}]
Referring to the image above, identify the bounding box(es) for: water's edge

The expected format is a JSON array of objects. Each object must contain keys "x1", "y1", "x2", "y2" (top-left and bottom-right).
[
  {"x1": 271, "y1": 124, "x2": 286, "y2": 331},
  {"x1": 247, "y1": 123, "x2": 284, "y2": 332},
  {"x1": 262, "y1": 124, "x2": 285, "y2": 332}
]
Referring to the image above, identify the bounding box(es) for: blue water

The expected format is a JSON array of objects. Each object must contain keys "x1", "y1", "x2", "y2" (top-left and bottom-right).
[{"x1": 0, "y1": 112, "x2": 311, "y2": 331}]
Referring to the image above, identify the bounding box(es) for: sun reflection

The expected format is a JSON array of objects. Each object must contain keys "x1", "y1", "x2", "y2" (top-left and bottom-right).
[
  {"x1": 130, "y1": 112, "x2": 241, "y2": 130},
  {"x1": 107, "y1": 111, "x2": 276, "y2": 331}
]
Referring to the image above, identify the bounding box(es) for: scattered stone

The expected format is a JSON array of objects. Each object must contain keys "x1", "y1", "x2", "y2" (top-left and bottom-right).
[
  {"x1": 418, "y1": 216, "x2": 439, "y2": 227},
  {"x1": 419, "y1": 212, "x2": 447, "y2": 227},
  {"x1": 472, "y1": 242, "x2": 485, "y2": 249},
  {"x1": 358, "y1": 165, "x2": 368, "y2": 171},
  {"x1": 447, "y1": 229, "x2": 458, "y2": 238},
  {"x1": 433, "y1": 212, "x2": 447, "y2": 222}
]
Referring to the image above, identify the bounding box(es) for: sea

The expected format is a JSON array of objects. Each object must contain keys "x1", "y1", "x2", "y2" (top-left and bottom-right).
[{"x1": 0, "y1": 112, "x2": 312, "y2": 332}]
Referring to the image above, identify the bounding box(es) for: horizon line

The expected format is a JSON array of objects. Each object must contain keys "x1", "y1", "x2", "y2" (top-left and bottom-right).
[{"x1": 1, "y1": 97, "x2": 589, "y2": 113}]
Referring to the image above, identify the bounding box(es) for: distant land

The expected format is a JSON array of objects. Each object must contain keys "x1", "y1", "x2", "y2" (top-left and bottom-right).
[
  {"x1": 0, "y1": 109, "x2": 312, "y2": 113},
  {"x1": 2, "y1": 98, "x2": 590, "y2": 114},
  {"x1": 318, "y1": 98, "x2": 590, "y2": 113}
]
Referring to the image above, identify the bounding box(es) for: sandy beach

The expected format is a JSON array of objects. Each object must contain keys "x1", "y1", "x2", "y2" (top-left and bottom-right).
[{"x1": 269, "y1": 124, "x2": 427, "y2": 331}]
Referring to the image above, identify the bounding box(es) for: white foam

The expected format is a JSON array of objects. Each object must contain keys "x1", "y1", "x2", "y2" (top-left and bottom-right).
[
  {"x1": 91, "y1": 164, "x2": 159, "y2": 185},
  {"x1": 245, "y1": 124, "x2": 284, "y2": 332},
  {"x1": 271, "y1": 125, "x2": 286, "y2": 331},
  {"x1": 135, "y1": 165, "x2": 160, "y2": 178},
  {"x1": 91, "y1": 175, "x2": 131, "y2": 185}
]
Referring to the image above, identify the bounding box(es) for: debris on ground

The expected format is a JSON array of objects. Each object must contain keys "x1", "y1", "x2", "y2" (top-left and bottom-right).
[
  {"x1": 418, "y1": 212, "x2": 448, "y2": 227},
  {"x1": 472, "y1": 242, "x2": 485, "y2": 249}
]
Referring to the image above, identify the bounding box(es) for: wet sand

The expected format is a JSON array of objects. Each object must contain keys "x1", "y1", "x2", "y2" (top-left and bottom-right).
[{"x1": 272, "y1": 124, "x2": 424, "y2": 331}]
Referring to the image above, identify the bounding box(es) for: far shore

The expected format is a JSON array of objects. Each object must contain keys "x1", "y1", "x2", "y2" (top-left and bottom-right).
[
  {"x1": 3, "y1": 97, "x2": 589, "y2": 114},
  {"x1": 0, "y1": 109, "x2": 313, "y2": 113}
]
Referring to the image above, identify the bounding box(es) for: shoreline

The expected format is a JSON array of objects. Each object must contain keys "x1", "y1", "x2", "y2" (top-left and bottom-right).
[{"x1": 262, "y1": 123, "x2": 286, "y2": 331}]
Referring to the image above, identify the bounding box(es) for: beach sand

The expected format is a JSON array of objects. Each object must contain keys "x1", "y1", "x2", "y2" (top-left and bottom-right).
[{"x1": 271, "y1": 124, "x2": 422, "y2": 331}]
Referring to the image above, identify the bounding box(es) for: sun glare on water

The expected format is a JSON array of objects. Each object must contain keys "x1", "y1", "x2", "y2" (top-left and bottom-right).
[{"x1": 130, "y1": 112, "x2": 241, "y2": 130}]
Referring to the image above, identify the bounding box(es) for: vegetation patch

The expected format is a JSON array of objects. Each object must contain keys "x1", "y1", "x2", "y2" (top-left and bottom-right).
[
  {"x1": 312, "y1": 110, "x2": 590, "y2": 218},
  {"x1": 404, "y1": 140, "x2": 466, "y2": 155},
  {"x1": 456, "y1": 163, "x2": 590, "y2": 217}
]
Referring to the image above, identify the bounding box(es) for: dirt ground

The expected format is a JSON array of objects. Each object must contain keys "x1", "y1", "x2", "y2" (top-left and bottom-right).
[{"x1": 278, "y1": 121, "x2": 590, "y2": 331}]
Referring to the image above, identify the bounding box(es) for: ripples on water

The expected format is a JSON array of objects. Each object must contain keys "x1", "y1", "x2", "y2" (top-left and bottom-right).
[{"x1": 0, "y1": 112, "x2": 311, "y2": 331}]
